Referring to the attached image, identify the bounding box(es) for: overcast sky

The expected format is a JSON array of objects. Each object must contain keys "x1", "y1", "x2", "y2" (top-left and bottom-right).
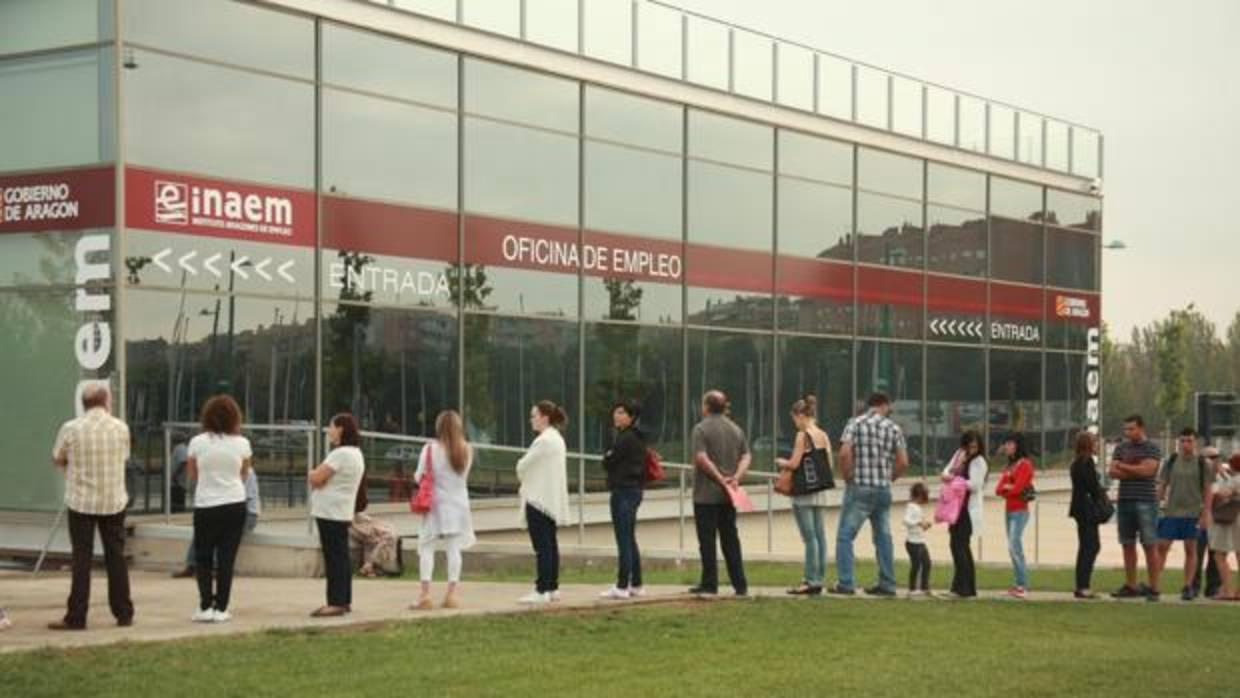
[{"x1": 674, "y1": 0, "x2": 1239, "y2": 340}]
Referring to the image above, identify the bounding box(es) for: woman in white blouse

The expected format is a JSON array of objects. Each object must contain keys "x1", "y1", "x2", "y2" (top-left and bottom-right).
[
  {"x1": 941, "y1": 430, "x2": 988, "y2": 598},
  {"x1": 516, "y1": 400, "x2": 571, "y2": 605},
  {"x1": 307, "y1": 413, "x2": 365, "y2": 618},
  {"x1": 412, "y1": 410, "x2": 476, "y2": 611}
]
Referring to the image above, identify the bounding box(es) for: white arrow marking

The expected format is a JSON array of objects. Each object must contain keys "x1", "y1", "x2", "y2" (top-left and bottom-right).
[
  {"x1": 230, "y1": 256, "x2": 250, "y2": 280},
  {"x1": 277, "y1": 260, "x2": 296, "y2": 283},
  {"x1": 203, "y1": 253, "x2": 222, "y2": 278},
  {"x1": 948, "y1": 319, "x2": 959, "y2": 336},
  {"x1": 152, "y1": 248, "x2": 172, "y2": 273},
  {"x1": 178, "y1": 250, "x2": 197, "y2": 275},
  {"x1": 933, "y1": 318, "x2": 942, "y2": 334},
  {"x1": 253, "y1": 258, "x2": 272, "y2": 281},
  {"x1": 972, "y1": 321, "x2": 983, "y2": 338}
]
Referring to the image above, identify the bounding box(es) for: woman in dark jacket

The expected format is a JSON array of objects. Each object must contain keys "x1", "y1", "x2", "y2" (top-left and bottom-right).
[
  {"x1": 1068, "y1": 431, "x2": 1104, "y2": 599},
  {"x1": 600, "y1": 400, "x2": 647, "y2": 600}
]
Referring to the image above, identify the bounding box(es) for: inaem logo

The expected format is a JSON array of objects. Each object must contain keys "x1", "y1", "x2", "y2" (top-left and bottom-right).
[
  {"x1": 154, "y1": 181, "x2": 189, "y2": 224},
  {"x1": 1055, "y1": 295, "x2": 1091, "y2": 319}
]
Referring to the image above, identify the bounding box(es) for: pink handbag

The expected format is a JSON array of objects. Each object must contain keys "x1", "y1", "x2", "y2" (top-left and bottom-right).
[
  {"x1": 410, "y1": 444, "x2": 434, "y2": 515},
  {"x1": 935, "y1": 476, "x2": 969, "y2": 525}
]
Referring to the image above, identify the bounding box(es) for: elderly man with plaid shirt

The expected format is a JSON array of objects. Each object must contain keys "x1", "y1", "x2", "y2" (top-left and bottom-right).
[
  {"x1": 47, "y1": 383, "x2": 134, "y2": 631},
  {"x1": 828, "y1": 392, "x2": 909, "y2": 597}
]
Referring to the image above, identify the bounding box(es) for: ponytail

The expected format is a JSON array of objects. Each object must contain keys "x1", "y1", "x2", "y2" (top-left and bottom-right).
[{"x1": 535, "y1": 400, "x2": 568, "y2": 431}]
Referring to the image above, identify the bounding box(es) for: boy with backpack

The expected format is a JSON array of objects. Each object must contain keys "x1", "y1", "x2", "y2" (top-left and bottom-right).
[{"x1": 1155, "y1": 427, "x2": 1213, "y2": 601}]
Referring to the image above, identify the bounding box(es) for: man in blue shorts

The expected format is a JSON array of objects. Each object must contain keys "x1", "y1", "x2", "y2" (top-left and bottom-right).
[
  {"x1": 1108, "y1": 415, "x2": 1163, "y2": 600},
  {"x1": 1155, "y1": 428, "x2": 1212, "y2": 601}
]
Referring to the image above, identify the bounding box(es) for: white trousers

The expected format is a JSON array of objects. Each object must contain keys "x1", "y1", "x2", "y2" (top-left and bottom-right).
[{"x1": 419, "y1": 536, "x2": 464, "y2": 583}]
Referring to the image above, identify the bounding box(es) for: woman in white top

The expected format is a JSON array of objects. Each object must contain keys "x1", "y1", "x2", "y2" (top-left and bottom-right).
[
  {"x1": 940, "y1": 430, "x2": 988, "y2": 598},
  {"x1": 307, "y1": 413, "x2": 365, "y2": 618},
  {"x1": 1208, "y1": 453, "x2": 1240, "y2": 600},
  {"x1": 516, "y1": 400, "x2": 570, "y2": 604},
  {"x1": 186, "y1": 395, "x2": 252, "y2": 623},
  {"x1": 412, "y1": 410, "x2": 476, "y2": 611}
]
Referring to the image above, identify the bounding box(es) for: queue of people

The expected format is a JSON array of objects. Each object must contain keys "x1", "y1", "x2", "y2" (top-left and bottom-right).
[{"x1": 36, "y1": 382, "x2": 1240, "y2": 633}]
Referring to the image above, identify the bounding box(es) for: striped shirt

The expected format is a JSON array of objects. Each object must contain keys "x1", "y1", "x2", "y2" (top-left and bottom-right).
[
  {"x1": 52, "y1": 408, "x2": 130, "y2": 515},
  {"x1": 841, "y1": 410, "x2": 907, "y2": 488},
  {"x1": 1113, "y1": 439, "x2": 1160, "y2": 503}
]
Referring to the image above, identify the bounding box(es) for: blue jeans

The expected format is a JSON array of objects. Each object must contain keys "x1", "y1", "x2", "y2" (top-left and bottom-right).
[
  {"x1": 609, "y1": 487, "x2": 643, "y2": 589},
  {"x1": 1006, "y1": 510, "x2": 1030, "y2": 588},
  {"x1": 835, "y1": 484, "x2": 895, "y2": 592},
  {"x1": 791, "y1": 504, "x2": 827, "y2": 586}
]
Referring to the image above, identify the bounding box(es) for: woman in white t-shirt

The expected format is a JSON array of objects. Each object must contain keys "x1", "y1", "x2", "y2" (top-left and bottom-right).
[
  {"x1": 186, "y1": 395, "x2": 252, "y2": 623},
  {"x1": 412, "y1": 410, "x2": 476, "y2": 611},
  {"x1": 308, "y1": 413, "x2": 366, "y2": 618}
]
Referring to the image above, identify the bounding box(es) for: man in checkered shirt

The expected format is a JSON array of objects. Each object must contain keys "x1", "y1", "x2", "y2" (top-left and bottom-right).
[
  {"x1": 47, "y1": 384, "x2": 134, "y2": 631},
  {"x1": 828, "y1": 392, "x2": 909, "y2": 597}
]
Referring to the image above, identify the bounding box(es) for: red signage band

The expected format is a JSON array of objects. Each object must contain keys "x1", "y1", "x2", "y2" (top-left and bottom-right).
[
  {"x1": 856, "y1": 265, "x2": 924, "y2": 306},
  {"x1": 322, "y1": 194, "x2": 456, "y2": 262},
  {"x1": 125, "y1": 167, "x2": 316, "y2": 247},
  {"x1": 927, "y1": 274, "x2": 987, "y2": 315},
  {"x1": 0, "y1": 166, "x2": 114, "y2": 234},
  {"x1": 990, "y1": 282, "x2": 1044, "y2": 321},
  {"x1": 775, "y1": 256, "x2": 852, "y2": 301}
]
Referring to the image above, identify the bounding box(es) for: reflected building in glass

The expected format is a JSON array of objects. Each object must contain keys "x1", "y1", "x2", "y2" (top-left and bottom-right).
[{"x1": 0, "y1": 0, "x2": 1102, "y2": 514}]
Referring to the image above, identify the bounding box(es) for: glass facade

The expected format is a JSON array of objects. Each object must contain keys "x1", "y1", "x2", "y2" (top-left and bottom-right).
[{"x1": 0, "y1": 0, "x2": 1102, "y2": 513}]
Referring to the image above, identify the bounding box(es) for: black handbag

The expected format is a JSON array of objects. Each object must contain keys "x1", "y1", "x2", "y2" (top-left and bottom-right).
[
  {"x1": 793, "y1": 447, "x2": 835, "y2": 495},
  {"x1": 1089, "y1": 492, "x2": 1115, "y2": 525}
]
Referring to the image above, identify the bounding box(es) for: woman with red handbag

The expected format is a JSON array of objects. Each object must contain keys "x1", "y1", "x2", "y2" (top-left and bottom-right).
[
  {"x1": 411, "y1": 410, "x2": 475, "y2": 611},
  {"x1": 600, "y1": 400, "x2": 647, "y2": 601}
]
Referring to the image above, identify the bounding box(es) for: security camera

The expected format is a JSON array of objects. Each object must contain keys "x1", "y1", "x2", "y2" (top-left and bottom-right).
[{"x1": 1087, "y1": 178, "x2": 1101, "y2": 195}]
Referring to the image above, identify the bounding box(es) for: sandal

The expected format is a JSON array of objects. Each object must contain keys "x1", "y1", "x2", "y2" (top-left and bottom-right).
[
  {"x1": 786, "y1": 583, "x2": 815, "y2": 595},
  {"x1": 310, "y1": 605, "x2": 348, "y2": 618}
]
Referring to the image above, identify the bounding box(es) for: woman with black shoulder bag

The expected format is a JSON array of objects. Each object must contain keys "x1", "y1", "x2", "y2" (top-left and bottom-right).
[
  {"x1": 776, "y1": 395, "x2": 835, "y2": 596},
  {"x1": 1068, "y1": 431, "x2": 1107, "y2": 599}
]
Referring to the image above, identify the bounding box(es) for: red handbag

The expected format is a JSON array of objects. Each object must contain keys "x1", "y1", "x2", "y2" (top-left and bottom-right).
[
  {"x1": 410, "y1": 444, "x2": 434, "y2": 514},
  {"x1": 642, "y1": 448, "x2": 666, "y2": 486}
]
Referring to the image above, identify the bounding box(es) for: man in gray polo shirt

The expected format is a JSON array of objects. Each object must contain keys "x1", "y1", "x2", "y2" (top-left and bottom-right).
[{"x1": 689, "y1": 390, "x2": 750, "y2": 596}]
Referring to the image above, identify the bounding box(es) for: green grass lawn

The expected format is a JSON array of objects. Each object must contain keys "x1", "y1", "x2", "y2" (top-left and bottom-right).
[
  {"x1": 419, "y1": 557, "x2": 1140, "y2": 595},
  {"x1": 3, "y1": 598, "x2": 1234, "y2": 697}
]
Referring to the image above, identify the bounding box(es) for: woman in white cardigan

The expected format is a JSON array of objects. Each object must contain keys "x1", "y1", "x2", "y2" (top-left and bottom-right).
[
  {"x1": 516, "y1": 400, "x2": 571, "y2": 605},
  {"x1": 412, "y1": 410, "x2": 475, "y2": 611},
  {"x1": 941, "y1": 429, "x2": 988, "y2": 598}
]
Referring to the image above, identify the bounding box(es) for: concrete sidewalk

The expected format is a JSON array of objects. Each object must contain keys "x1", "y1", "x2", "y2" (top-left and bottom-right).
[{"x1": 3, "y1": 569, "x2": 1236, "y2": 655}]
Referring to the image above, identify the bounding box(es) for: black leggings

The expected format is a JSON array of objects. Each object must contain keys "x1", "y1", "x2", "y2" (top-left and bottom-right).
[
  {"x1": 949, "y1": 509, "x2": 976, "y2": 597},
  {"x1": 317, "y1": 518, "x2": 353, "y2": 608},
  {"x1": 1075, "y1": 518, "x2": 1101, "y2": 592},
  {"x1": 905, "y1": 542, "x2": 931, "y2": 591},
  {"x1": 526, "y1": 505, "x2": 560, "y2": 593},
  {"x1": 193, "y1": 502, "x2": 247, "y2": 612}
]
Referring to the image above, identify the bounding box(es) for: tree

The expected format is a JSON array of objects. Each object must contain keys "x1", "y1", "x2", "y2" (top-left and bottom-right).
[{"x1": 1154, "y1": 305, "x2": 1192, "y2": 440}]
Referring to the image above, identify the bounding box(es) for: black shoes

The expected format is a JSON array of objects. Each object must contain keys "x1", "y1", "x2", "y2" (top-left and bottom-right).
[
  {"x1": 826, "y1": 583, "x2": 856, "y2": 596},
  {"x1": 687, "y1": 586, "x2": 718, "y2": 596},
  {"x1": 786, "y1": 583, "x2": 823, "y2": 596},
  {"x1": 864, "y1": 585, "x2": 897, "y2": 598},
  {"x1": 1110, "y1": 585, "x2": 1143, "y2": 599}
]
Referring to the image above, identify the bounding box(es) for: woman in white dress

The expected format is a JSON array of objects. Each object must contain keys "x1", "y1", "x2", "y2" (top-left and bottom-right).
[{"x1": 412, "y1": 410, "x2": 475, "y2": 610}]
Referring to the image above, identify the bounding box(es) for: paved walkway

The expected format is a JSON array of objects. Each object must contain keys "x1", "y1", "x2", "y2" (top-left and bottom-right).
[{"x1": 2, "y1": 570, "x2": 1236, "y2": 655}]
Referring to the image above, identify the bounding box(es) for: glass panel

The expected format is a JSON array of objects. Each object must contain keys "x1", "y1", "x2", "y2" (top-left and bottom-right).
[
  {"x1": 1073, "y1": 128, "x2": 1100, "y2": 178},
  {"x1": 1045, "y1": 120, "x2": 1070, "y2": 172},
  {"x1": 891, "y1": 77, "x2": 922, "y2": 137},
  {"x1": 1018, "y1": 112, "x2": 1043, "y2": 166},
  {"x1": 392, "y1": 0, "x2": 456, "y2": 22},
  {"x1": 463, "y1": 314, "x2": 579, "y2": 449},
  {"x1": 320, "y1": 303, "x2": 457, "y2": 437},
  {"x1": 776, "y1": 262, "x2": 853, "y2": 337},
  {"x1": 585, "y1": 86, "x2": 682, "y2": 154},
  {"x1": 775, "y1": 43, "x2": 813, "y2": 111},
  {"x1": 777, "y1": 335, "x2": 852, "y2": 445},
  {"x1": 0, "y1": 0, "x2": 106, "y2": 56},
  {"x1": 459, "y1": 258, "x2": 578, "y2": 318},
  {"x1": 0, "y1": 49, "x2": 109, "y2": 172},
  {"x1": 958, "y1": 96, "x2": 985, "y2": 152},
  {"x1": 989, "y1": 218, "x2": 1043, "y2": 285},
  {"x1": 636, "y1": 1, "x2": 682, "y2": 79},
  {"x1": 988, "y1": 104, "x2": 1015, "y2": 160},
  {"x1": 0, "y1": 230, "x2": 109, "y2": 287},
  {"x1": 855, "y1": 340, "x2": 923, "y2": 464},
  {"x1": 465, "y1": 58, "x2": 578, "y2": 133},
  {"x1": 1046, "y1": 291, "x2": 1098, "y2": 351},
  {"x1": 322, "y1": 89, "x2": 457, "y2": 209},
  {"x1": 778, "y1": 130, "x2": 851, "y2": 186},
  {"x1": 927, "y1": 163, "x2": 984, "y2": 211},
  {"x1": 855, "y1": 66, "x2": 888, "y2": 129},
  {"x1": 988, "y1": 349, "x2": 1042, "y2": 454},
  {"x1": 856, "y1": 192, "x2": 923, "y2": 269},
  {"x1": 688, "y1": 110, "x2": 772, "y2": 170},
  {"x1": 526, "y1": 0, "x2": 579, "y2": 52},
  {"x1": 687, "y1": 329, "x2": 773, "y2": 464},
  {"x1": 0, "y1": 288, "x2": 113, "y2": 511},
  {"x1": 582, "y1": 0, "x2": 632, "y2": 66},
  {"x1": 926, "y1": 346, "x2": 985, "y2": 470},
  {"x1": 685, "y1": 16, "x2": 729, "y2": 91},
  {"x1": 464, "y1": 117, "x2": 578, "y2": 227},
  {"x1": 584, "y1": 322, "x2": 684, "y2": 460},
  {"x1": 688, "y1": 160, "x2": 772, "y2": 251},
  {"x1": 125, "y1": 50, "x2": 314, "y2": 188},
  {"x1": 321, "y1": 23, "x2": 457, "y2": 108},
  {"x1": 462, "y1": 0, "x2": 520, "y2": 37},
  {"x1": 1045, "y1": 352, "x2": 1086, "y2": 469},
  {"x1": 320, "y1": 247, "x2": 456, "y2": 310},
  {"x1": 989, "y1": 176, "x2": 1042, "y2": 221},
  {"x1": 585, "y1": 142, "x2": 680, "y2": 240},
  {"x1": 732, "y1": 30, "x2": 772, "y2": 101},
  {"x1": 927, "y1": 206, "x2": 987, "y2": 277},
  {"x1": 777, "y1": 177, "x2": 851, "y2": 261},
  {"x1": 584, "y1": 275, "x2": 680, "y2": 325},
  {"x1": 124, "y1": 0, "x2": 312, "y2": 78},
  {"x1": 1046, "y1": 189, "x2": 1101, "y2": 232},
  {"x1": 926, "y1": 274, "x2": 985, "y2": 345},
  {"x1": 1046, "y1": 227, "x2": 1098, "y2": 291},
  {"x1": 925, "y1": 86, "x2": 954, "y2": 145},
  {"x1": 990, "y1": 282, "x2": 1043, "y2": 348},
  {"x1": 857, "y1": 147, "x2": 921, "y2": 199},
  {"x1": 816, "y1": 53, "x2": 852, "y2": 120},
  {"x1": 857, "y1": 266, "x2": 923, "y2": 340},
  {"x1": 125, "y1": 228, "x2": 315, "y2": 299},
  {"x1": 687, "y1": 287, "x2": 773, "y2": 331}
]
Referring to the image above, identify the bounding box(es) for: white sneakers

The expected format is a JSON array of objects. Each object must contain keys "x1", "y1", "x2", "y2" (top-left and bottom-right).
[
  {"x1": 599, "y1": 587, "x2": 631, "y2": 600},
  {"x1": 191, "y1": 608, "x2": 232, "y2": 623},
  {"x1": 0, "y1": 608, "x2": 11, "y2": 630},
  {"x1": 518, "y1": 591, "x2": 552, "y2": 605}
]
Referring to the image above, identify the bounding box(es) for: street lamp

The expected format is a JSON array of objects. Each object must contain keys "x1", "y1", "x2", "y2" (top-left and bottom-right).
[{"x1": 1103, "y1": 240, "x2": 1127, "y2": 251}]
